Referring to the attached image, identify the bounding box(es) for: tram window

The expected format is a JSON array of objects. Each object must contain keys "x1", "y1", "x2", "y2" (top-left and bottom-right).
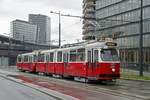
[
  {"x1": 39, "y1": 54, "x2": 45, "y2": 62},
  {"x1": 31, "y1": 56, "x2": 33, "y2": 62},
  {"x1": 46, "y1": 54, "x2": 50, "y2": 62},
  {"x1": 50, "y1": 53, "x2": 54, "y2": 62},
  {"x1": 101, "y1": 49, "x2": 119, "y2": 61},
  {"x1": 63, "y1": 53, "x2": 68, "y2": 62},
  {"x1": 57, "y1": 51, "x2": 62, "y2": 62},
  {"x1": 94, "y1": 50, "x2": 98, "y2": 62},
  {"x1": 33, "y1": 55, "x2": 37, "y2": 62},
  {"x1": 70, "y1": 50, "x2": 77, "y2": 62},
  {"x1": 87, "y1": 51, "x2": 91, "y2": 68},
  {"x1": 28, "y1": 56, "x2": 30, "y2": 62},
  {"x1": 24, "y1": 55, "x2": 28, "y2": 62},
  {"x1": 31, "y1": 56, "x2": 34, "y2": 62},
  {"x1": 77, "y1": 48, "x2": 85, "y2": 61},
  {"x1": 32, "y1": 55, "x2": 34, "y2": 62},
  {"x1": 17, "y1": 56, "x2": 22, "y2": 62},
  {"x1": 28, "y1": 56, "x2": 32, "y2": 62},
  {"x1": 41, "y1": 54, "x2": 45, "y2": 62},
  {"x1": 88, "y1": 51, "x2": 91, "y2": 62}
]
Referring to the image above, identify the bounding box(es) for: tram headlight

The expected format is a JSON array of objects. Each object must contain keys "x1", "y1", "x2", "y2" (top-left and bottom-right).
[{"x1": 112, "y1": 68, "x2": 115, "y2": 72}]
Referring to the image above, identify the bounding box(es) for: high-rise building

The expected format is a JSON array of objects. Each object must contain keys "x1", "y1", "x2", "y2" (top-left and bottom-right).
[
  {"x1": 82, "y1": 0, "x2": 96, "y2": 40},
  {"x1": 10, "y1": 19, "x2": 37, "y2": 43},
  {"x1": 29, "y1": 14, "x2": 51, "y2": 45},
  {"x1": 83, "y1": 0, "x2": 150, "y2": 71}
]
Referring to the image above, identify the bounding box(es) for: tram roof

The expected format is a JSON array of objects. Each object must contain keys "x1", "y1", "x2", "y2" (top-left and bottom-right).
[
  {"x1": 37, "y1": 41, "x2": 114, "y2": 53},
  {"x1": 85, "y1": 42, "x2": 107, "y2": 48},
  {"x1": 21, "y1": 52, "x2": 35, "y2": 56},
  {"x1": 18, "y1": 40, "x2": 116, "y2": 55},
  {"x1": 39, "y1": 45, "x2": 85, "y2": 53}
]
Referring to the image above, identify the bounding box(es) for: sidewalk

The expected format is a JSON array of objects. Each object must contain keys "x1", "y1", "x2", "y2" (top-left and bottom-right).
[
  {"x1": 0, "y1": 66, "x2": 17, "y2": 72},
  {"x1": 0, "y1": 68, "x2": 79, "y2": 100}
]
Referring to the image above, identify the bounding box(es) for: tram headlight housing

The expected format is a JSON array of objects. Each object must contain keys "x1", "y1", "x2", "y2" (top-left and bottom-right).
[{"x1": 111, "y1": 63, "x2": 115, "y2": 72}]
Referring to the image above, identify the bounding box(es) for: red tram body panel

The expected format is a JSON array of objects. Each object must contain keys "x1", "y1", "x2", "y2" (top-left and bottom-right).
[
  {"x1": 90, "y1": 62, "x2": 120, "y2": 80},
  {"x1": 46, "y1": 63, "x2": 55, "y2": 74},
  {"x1": 21, "y1": 63, "x2": 31, "y2": 71},
  {"x1": 70, "y1": 62, "x2": 87, "y2": 77},
  {"x1": 29, "y1": 63, "x2": 36, "y2": 72},
  {"x1": 16, "y1": 62, "x2": 22, "y2": 70},
  {"x1": 55, "y1": 63, "x2": 64, "y2": 75},
  {"x1": 36, "y1": 62, "x2": 46, "y2": 73},
  {"x1": 64, "y1": 63, "x2": 74, "y2": 76}
]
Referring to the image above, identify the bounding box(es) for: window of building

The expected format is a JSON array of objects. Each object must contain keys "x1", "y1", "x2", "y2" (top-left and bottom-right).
[
  {"x1": 144, "y1": 49, "x2": 149, "y2": 64},
  {"x1": 148, "y1": 50, "x2": 150, "y2": 64}
]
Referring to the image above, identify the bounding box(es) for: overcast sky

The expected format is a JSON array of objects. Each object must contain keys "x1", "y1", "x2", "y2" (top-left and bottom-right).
[{"x1": 0, "y1": 0, "x2": 83, "y2": 44}]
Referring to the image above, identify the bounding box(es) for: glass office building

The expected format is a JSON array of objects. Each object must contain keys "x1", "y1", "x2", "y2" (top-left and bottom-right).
[
  {"x1": 29, "y1": 14, "x2": 51, "y2": 45},
  {"x1": 11, "y1": 19, "x2": 37, "y2": 43},
  {"x1": 83, "y1": 0, "x2": 150, "y2": 71}
]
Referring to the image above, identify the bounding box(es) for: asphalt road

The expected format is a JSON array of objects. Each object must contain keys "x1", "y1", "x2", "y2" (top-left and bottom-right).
[{"x1": 0, "y1": 76, "x2": 58, "y2": 100}]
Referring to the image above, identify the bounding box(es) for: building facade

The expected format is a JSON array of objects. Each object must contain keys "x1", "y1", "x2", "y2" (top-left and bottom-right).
[
  {"x1": 11, "y1": 19, "x2": 37, "y2": 43},
  {"x1": 29, "y1": 14, "x2": 51, "y2": 45},
  {"x1": 82, "y1": 0, "x2": 96, "y2": 40},
  {"x1": 83, "y1": 0, "x2": 150, "y2": 71}
]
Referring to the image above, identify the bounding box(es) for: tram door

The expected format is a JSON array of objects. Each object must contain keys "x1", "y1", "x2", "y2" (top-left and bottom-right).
[
  {"x1": 87, "y1": 49, "x2": 98, "y2": 78},
  {"x1": 63, "y1": 52, "x2": 69, "y2": 75}
]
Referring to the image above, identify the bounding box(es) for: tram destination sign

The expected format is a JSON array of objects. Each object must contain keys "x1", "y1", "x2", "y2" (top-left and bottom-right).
[{"x1": 106, "y1": 42, "x2": 117, "y2": 46}]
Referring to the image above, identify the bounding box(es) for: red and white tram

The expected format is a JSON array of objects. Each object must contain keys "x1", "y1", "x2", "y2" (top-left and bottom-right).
[{"x1": 17, "y1": 40, "x2": 120, "y2": 82}]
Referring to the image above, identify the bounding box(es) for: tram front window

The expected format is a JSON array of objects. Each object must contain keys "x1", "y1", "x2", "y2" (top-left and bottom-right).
[{"x1": 101, "y1": 49, "x2": 119, "y2": 61}]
